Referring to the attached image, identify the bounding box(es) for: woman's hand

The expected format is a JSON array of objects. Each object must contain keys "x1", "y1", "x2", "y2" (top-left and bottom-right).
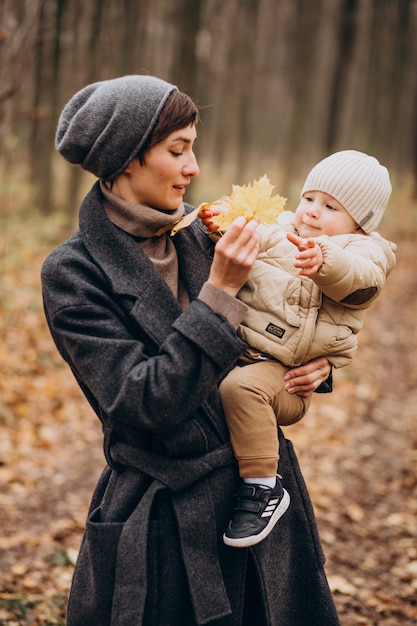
[
  {"x1": 284, "y1": 356, "x2": 331, "y2": 398},
  {"x1": 208, "y1": 216, "x2": 259, "y2": 297}
]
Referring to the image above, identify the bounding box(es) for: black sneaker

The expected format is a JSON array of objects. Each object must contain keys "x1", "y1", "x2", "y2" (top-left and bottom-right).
[{"x1": 223, "y1": 477, "x2": 290, "y2": 548}]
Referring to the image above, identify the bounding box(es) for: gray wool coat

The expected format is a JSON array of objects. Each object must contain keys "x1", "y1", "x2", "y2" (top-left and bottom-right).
[{"x1": 41, "y1": 182, "x2": 340, "y2": 626}]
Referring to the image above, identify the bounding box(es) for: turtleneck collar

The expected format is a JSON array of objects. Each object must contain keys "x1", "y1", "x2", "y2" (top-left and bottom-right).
[
  {"x1": 99, "y1": 180, "x2": 190, "y2": 308},
  {"x1": 100, "y1": 180, "x2": 185, "y2": 238}
]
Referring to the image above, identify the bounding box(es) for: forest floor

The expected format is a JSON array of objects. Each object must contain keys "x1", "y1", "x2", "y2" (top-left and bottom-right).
[{"x1": 0, "y1": 209, "x2": 416, "y2": 625}]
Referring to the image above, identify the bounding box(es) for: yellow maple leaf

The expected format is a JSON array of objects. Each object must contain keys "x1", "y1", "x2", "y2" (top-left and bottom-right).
[
  {"x1": 165, "y1": 175, "x2": 286, "y2": 236},
  {"x1": 209, "y1": 175, "x2": 286, "y2": 231}
]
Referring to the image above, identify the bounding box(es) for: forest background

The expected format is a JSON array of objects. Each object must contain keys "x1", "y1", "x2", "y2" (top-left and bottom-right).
[{"x1": 1, "y1": 0, "x2": 417, "y2": 624}]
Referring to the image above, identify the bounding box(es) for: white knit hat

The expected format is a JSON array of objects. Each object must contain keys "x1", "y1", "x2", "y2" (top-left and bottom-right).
[{"x1": 300, "y1": 150, "x2": 391, "y2": 234}]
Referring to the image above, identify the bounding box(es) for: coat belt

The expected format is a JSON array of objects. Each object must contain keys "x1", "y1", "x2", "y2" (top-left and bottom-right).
[{"x1": 108, "y1": 441, "x2": 235, "y2": 625}]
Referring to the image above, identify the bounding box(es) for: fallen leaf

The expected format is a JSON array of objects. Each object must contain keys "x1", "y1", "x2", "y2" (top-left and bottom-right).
[{"x1": 327, "y1": 575, "x2": 357, "y2": 596}]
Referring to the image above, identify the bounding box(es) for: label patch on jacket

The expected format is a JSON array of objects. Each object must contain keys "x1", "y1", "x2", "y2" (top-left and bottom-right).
[{"x1": 265, "y1": 322, "x2": 286, "y2": 339}]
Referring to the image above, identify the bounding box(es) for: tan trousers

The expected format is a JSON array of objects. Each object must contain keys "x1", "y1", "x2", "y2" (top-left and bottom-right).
[{"x1": 220, "y1": 359, "x2": 311, "y2": 478}]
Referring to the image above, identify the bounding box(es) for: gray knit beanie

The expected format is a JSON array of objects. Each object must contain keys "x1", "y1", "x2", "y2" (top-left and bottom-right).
[
  {"x1": 55, "y1": 75, "x2": 177, "y2": 179},
  {"x1": 300, "y1": 150, "x2": 391, "y2": 234}
]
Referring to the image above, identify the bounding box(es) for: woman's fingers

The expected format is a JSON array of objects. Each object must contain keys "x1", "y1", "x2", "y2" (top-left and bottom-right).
[
  {"x1": 208, "y1": 217, "x2": 259, "y2": 296},
  {"x1": 284, "y1": 357, "x2": 331, "y2": 397}
]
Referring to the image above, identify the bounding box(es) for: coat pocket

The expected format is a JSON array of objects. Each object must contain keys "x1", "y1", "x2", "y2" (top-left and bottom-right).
[{"x1": 67, "y1": 506, "x2": 124, "y2": 626}]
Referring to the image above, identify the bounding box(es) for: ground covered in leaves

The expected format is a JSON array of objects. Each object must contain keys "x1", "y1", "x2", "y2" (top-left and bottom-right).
[{"x1": 1, "y1": 209, "x2": 416, "y2": 625}]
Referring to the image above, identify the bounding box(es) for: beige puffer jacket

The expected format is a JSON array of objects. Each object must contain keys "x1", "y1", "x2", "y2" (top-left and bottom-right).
[{"x1": 238, "y1": 212, "x2": 396, "y2": 369}]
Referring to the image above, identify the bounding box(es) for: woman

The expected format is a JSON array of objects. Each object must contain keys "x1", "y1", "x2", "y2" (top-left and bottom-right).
[{"x1": 41, "y1": 75, "x2": 339, "y2": 625}]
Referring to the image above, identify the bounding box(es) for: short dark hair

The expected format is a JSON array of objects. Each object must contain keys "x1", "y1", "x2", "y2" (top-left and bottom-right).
[{"x1": 137, "y1": 90, "x2": 199, "y2": 164}]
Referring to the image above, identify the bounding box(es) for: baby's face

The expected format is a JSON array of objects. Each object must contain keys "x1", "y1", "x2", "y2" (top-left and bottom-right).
[{"x1": 294, "y1": 191, "x2": 359, "y2": 238}]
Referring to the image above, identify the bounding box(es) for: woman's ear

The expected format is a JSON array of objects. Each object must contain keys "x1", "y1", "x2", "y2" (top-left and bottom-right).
[{"x1": 123, "y1": 161, "x2": 135, "y2": 174}]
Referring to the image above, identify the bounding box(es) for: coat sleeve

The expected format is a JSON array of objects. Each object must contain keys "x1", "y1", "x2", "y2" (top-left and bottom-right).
[
  {"x1": 312, "y1": 233, "x2": 396, "y2": 308},
  {"x1": 41, "y1": 244, "x2": 245, "y2": 438}
]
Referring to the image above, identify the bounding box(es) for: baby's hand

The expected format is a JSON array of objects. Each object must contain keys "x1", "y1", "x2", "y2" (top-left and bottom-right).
[
  {"x1": 287, "y1": 232, "x2": 323, "y2": 276},
  {"x1": 198, "y1": 204, "x2": 222, "y2": 232}
]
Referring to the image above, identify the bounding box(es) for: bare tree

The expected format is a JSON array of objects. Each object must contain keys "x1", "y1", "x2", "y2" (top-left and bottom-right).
[{"x1": 1, "y1": 0, "x2": 416, "y2": 212}]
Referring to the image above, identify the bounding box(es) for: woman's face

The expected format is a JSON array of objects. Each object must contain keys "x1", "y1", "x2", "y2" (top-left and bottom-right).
[{"x1": 119, "y1": 124, "x2": 199, "y2": 210}]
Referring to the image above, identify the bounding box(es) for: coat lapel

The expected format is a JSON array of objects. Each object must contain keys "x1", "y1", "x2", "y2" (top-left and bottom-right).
[
  {"x1": 172, "y1": 209, "x2": 214, "y2": 300},
  {"x1": 79, "y1": 183, "x2": 214, "y2": 344}
]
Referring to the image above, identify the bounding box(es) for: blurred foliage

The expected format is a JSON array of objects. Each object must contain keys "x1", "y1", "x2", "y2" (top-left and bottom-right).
[{"x1": 1, "y1": 0, "x2": 417, "y2": 217}]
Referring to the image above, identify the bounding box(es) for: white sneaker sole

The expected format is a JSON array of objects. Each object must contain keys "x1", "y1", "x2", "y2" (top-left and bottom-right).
[{"x1": 223, "y1": 488, "x2": 290, "y2": 548}]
